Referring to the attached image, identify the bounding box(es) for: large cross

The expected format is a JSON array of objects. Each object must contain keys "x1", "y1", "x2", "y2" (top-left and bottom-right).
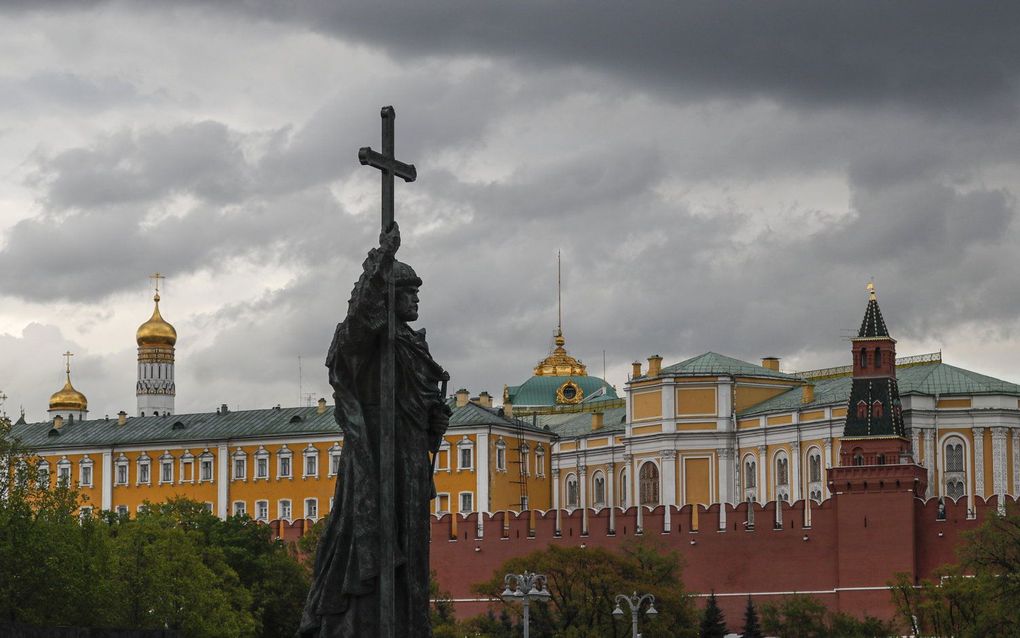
[
  {"x1": 358, "y1": 105, "x2": 416, "y2": 638},
  {"x1": 63, "y1": 351, "x2": 74, "y2": 374},
  {"x1": 149, "y1": 272, "x2": 165, "y2": 295}
]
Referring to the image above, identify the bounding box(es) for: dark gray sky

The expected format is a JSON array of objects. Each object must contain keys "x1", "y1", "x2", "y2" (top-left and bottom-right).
[{"x1": 1, "y1": 2, "x2": 1019, "y2": 420}]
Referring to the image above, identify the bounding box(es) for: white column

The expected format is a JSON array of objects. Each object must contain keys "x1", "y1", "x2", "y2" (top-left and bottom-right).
[
  {"x1": 632, "y1": 454, "x2": 643, "y2": 532},
  {"x1": 607, "y1": 461, "x2": 616, "y2": 533},
  {"x1": 1013, "y1": 429, "x2": 1020, "y2": 497},
  {"x1": 822, "y1": 438, "x2": 833, "y2": 499},
  {"x1": 662, "y1": 382, "x2": 675, "y2": 431},
  {"x1": 660, "y1": 450, "x2": 676, "y2": 533},
  {"x1": 551, "y1": 468, "x2": 561, "y2": 535},
  {"x1": 217, "y1": 444, "x2": 229, "y2": 519},
  {"x1": 476, "y1": 432, "x2": 490, "y2": 538},
  {"x1": 973, "y1": 427, "x2": 986, "y2": 498},
  {"x1": 101, "y1": 451, "x2": 113, "y2": 511},
  {"x1": 991, "y1": 427, "x2": 1008, "y2": 509},
  {"x1": 716, "y1": 447, "x2": 733, "y2": 530},
  {"x1": 791, "y1": 442, "x2": 802, "y2": 502},
  {"x1": 757, "y1": 445, "x2": 768, "y2": 503},
  {"x1": 911, "y1": 428, "x2": 921, "y2": 463},
  {"x1": 924, "y1": 429, "x2": 936, "y2": 498},
  {"x1": 579, "y1": 463, "x2": 589, "y2": 534}
]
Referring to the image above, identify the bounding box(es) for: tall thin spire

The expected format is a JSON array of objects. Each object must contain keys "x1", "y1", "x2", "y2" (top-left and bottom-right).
[{"x1": 557, "y1": 251, "x2": 562, "y2": 337}]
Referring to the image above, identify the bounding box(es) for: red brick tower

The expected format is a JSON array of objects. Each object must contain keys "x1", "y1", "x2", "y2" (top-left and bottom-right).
[{"x1": 829, "y1": 283, "x2": 928, "y2": 617}]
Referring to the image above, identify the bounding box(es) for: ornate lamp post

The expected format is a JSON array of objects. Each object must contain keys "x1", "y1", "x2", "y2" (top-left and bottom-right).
[
  {"x1": 501, "y1": 571, "x2": 552, "y2": 638},
  {"x1": 612, "y1": 591, "x2": 658, "y2": 638}
]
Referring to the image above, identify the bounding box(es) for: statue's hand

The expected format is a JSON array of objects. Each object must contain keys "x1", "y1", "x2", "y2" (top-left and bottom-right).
[
  {"x1": 379, "y1": 221, "x2": 400, "y2": 259},
  {"x1": 429, "y1": 403, "x2": 451, "y2": 437}
]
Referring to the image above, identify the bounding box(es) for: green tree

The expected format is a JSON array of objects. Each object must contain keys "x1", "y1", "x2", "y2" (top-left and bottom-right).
[
  {"x1": 699, "y1": 591, "x2": 727, "y2": 638},
  {"x1": 762, "y1": 594, "x2": 893, "y2": 638},
  {"x1": 742, "y1": 595, "x2": 763, "y2": 638},
  {"x1": 471, "y1": 540, "x2": 697, "y2": 638}
]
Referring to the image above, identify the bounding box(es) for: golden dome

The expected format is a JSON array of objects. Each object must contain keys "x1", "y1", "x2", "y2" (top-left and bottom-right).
[
  {"x1": 136, "y1": 293, "x2": 177, "y2": 347},
  {"x1": 533, "y1": 330, "x2": 587, "y2": 377},
  {"x1": 49, "y1": 373, "x2": 87, "y2": 411}
]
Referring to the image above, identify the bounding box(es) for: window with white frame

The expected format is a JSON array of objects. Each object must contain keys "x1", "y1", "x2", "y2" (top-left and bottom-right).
[
  {"x1": 255, "y1": 500, "x2": 269, "y2": 522},
  {"x1": 536, "y1": 446, "x2": 545, "y2": 477},
  {"x1": 457, "y1": 436, "x2": 474, "y2": 471},
  {"x1": 435, "y1": 440, "x2": 450, "y2": 472},
  {"x1": 199, "y1": 451, "x2": 214, "y2": 482},
  {"x1": 116, "y1": 505, "x2": 128, "y2": 517},
  {"x1": 137, "y1": 454, "x2": 151, "y2": 485},
  {"x1": 37, "y1": 459, "x2": 50, "y2": 489},
  {"x1": 57, "y1": 457, "x2": 71, "y2": 487},
  {"x1": 255, "y1": 447, "x2": 269, "y2": 480},
  {"x1": 743, "y1": 456, "x2": 757, "y2": 502},
  {"x1": 592, "y1": 470, "x2": 606, "y2": 508},
  {"x1": 808, "y1": 449, "x2": 823, "y2": 502},
  {"x1": 639, "y1": 461, "x2": 659, "y2": 506},
  {"x1": 180, "y1": 451, "x2": 195, "y2": 483},
  {"x1": 232, "y1": 449, "x2": 247, "y2": 480},
  {"x1": 79, "y1": 506, "x2": 93, "y2": 520},
  {"x1": 305, "y1": 498, "x2": 318, "y2": 520},
  {"x1": 304, "y1": 445, "x2": 319, "y2": 477},
  {"x1": 159, "y1": 452, "x2": 174, "y2": 484},
  {"x1": 79, "y1": 456, "x2": 93, "y2": 487},
  {"x1": 278, "y1": 446, "x2": 293, "y2": 479},
  {"x1": 495, "y1": 438, "x2": 507, "y2": 472},
  {"x1": 774, "y1": 451, "x2": 790, "y2": 502},
  {"x1": 115, "y1": 458, "x2": 128, "y2": 485},
  {"x1": 233, "y1": 501, "x2": 246, "y2": 517},
  {"x1": 328, "y1": 443, "x2": 342, "y2": 476},
  {"x1": 520, "y1": 443, "x2": 530, "y2": 476},
  {"x1": 203, "y1": 502, "x2": 214, "y2": 513},
  {"x1": 435, "y1": 493, "x2": 450, "y2": 515},
  {"x1": 565, "y1": 473, "x2": 579, "y2": 508},
  {"x1": 945, "y1": 438, "x2": 967, "y2": 500},
  {"x1": 279, "y1": 499, "x2": 293, "y2": 520},
  {"x1": 459, "y1": 492, "x2": 473, "y2": 513}
]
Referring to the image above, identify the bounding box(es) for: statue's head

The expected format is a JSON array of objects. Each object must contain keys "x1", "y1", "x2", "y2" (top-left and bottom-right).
[{"x1": 393, "y1": 260, "x2": 421, "y2": 322}]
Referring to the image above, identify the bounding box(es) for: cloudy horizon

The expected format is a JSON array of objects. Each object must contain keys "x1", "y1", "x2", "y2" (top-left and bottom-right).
[{"x1": 2, "y1": 2, "x2": 1019, "y2": 422}]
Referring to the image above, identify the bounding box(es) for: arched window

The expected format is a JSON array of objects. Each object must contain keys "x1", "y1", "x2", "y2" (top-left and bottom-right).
[
  {"x1": 860, "y1": 350, "x2": 867, "y2": 368},
  {"x1": 619, "y1": 467, "x2": 629, "y2": 508},
  {"x1": 592, "y1": 471, "x2": 606, "y2": 508},
  {"x1": 807, "y1": 447, "x2": 823, "y2": 503},
  {"x1": 852, "y1": 448, "x2": 864, "y2": 466},
  {"x1": 639, "y1": 462, "x2": 659, "y2": 506},
  {"x1": 872, "y1": 400, "x2": 884, "y2": 418},
  {"x1": 874, "y1": 347, "x2": 882, "y2": 367},
  {"x1": 774, "y1": 452, "x2": 789, "y2": 502},
  {"x1": 743, "y1": 456, "x2": 757, "y2": 503},
  {"x1": 856, "y1": 401, "x2": 868, "y2": 419},
  {"x1": 565, "y1": 474, "x2": 579, "y2": 508},
  {"x1": 944, "y1": 438, "x2": 967, "y2": 501}
]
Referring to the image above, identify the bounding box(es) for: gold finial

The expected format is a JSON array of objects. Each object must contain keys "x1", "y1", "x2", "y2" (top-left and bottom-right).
[
  {"x1": 63, "y1": 350, "x2": 74, "y2": 375},
  {"x1": 149, "y1": 272, "x2": 165, "y2": 302},
  {"x1": 867, "y1": 280, "x2": 876, "y2": 301}
]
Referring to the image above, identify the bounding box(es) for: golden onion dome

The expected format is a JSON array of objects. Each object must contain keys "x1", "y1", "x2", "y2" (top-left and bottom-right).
[
  {"x1": 533, "y1": 330, "x2": 587, "y2": 377},
  {"x1": 49, "y1": 373, "x2": 87, "y2": 411},
  {"x1": 136, "y1": 293, "x2": 177, "y2": 347}
]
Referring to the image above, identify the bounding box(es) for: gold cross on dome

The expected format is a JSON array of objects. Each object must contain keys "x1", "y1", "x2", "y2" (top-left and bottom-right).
[
  {"x1": 867, "y1": 280, "x2": 876, "y2": 300},
  {"x1": 63, "y1": 351, "x2": 74, "y2": 374},
  {"x1": 149, "y1": 272, "x2": 165, "y2": 295}
]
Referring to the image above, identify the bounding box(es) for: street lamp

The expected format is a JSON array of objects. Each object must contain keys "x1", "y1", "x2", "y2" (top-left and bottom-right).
[
  {"x1": 612, "y1": 591, "x2": 658, "y2": 638},
  {"x1": 501, "y1": 571, "x2": 552, "y2": 638}
]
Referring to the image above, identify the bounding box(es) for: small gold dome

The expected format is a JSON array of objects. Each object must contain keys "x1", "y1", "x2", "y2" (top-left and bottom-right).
[
  {"x1": 49, "y1": 374, "x2": 87, "y2": 411},
  {"x1": 533, "y1": 330, "x2": 587, "y2": 377},
  {"x1": 136, "y1": 293, "x2": 177, "y2": 347}
]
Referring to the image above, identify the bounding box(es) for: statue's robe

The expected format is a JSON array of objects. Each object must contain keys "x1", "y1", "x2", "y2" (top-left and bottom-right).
[{"x1": 299, "y1": 247, "x2": 447, "y2": 638}]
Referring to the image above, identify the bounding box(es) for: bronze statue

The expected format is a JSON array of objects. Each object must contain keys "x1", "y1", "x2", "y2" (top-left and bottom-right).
[{"x1": 300, "y1": 108, "x2": 449, "y2": 637}]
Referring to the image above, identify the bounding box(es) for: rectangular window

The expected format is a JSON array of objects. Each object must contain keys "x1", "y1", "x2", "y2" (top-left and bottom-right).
[
  {"x1": 38, "y1": 468, "x2": 49, "y2": 488},
  {"x1": 330, "y1": 454, "x2": 341, "y2": 476},
  {"x1": 58, "y1": 466, "x2": 71, "y2": 487},
  {"x1": 460, "y1": 448, "x2": 472, "y2": 470},
  {"x1": 81, "y1": 465, "x2": 93, "y2": 487},
  {"x1": 435, "y1": 448, "x2": 449, "y2": 471},
  {"x1": 161, "y1": 461, "x2": 173, "y2": 484},
  {"x1": 280, "y1": 500, "x2": 292, "y2": 520},
  {"x1": 496, "y1": 446, "x2": 506, "y2": 471},
  {"x1": 437, "y1": 493, "x2": 450, "y2": 514},
  {"x1": 233, "y1": 459, "x2": 245, "y2": 480},
  {"x1": 305, "y1": 498, "x2": 318, "y2": 520},
  {"x1": 459, "y1": 492, "x2": 473, "y2": 513},
  {"x1": 79, "y1": 506, "x2": 93, "y2": 520},
  {"x1": 536, "y1": 452, "x2": 545, "y2": 476},
  {"x1": 280, "y1": 456, "x2": 291, "y2": 478},
  {"x1": 305, "y1": 454, "x2": 318, "y2": 477},
  {"x1": 200, "y1": 459, "x2": 213, "y2": 481},
  {"x1": 256, "y1": 500, "x2": 268, "y2": 521},
  {"x1": 233, "y1": 501, "x2": 246, "y2": 516},
  {"x1": 139, "y1": 463, "x2": 150, "y2": 484},
  {"x1": 203, "y1": 502, "x2": 213, "y2": 513},
  {"x1": 116, "y1": 505, "x2": 128, "y2": 517},
  {"x1": 256, "y1": 457, "x2": 268, "y2": 479},
  {"x1": 116, "y1": 464, "x2": 128, "y2": 485},
  {"x1": 181, "y1": 461, "x2": 193, "y2": 482}
]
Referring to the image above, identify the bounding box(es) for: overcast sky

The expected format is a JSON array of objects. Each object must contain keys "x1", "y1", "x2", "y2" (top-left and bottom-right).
[{"x1": 2, "y1": 2, "x2": 1020, "y2": 421}]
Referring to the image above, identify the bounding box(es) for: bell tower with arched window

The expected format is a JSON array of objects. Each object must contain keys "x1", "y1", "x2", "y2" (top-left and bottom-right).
[{"x1": 136, "y1": 273, "x2": 177, "y2": 417}]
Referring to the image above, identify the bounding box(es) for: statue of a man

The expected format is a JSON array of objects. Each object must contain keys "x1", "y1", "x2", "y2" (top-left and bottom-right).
[{"x1": 300, "y1": 222, "x2": 450, "y2": 637}]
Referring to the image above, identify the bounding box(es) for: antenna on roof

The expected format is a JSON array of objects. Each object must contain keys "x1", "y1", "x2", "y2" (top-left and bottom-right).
[
  {"x1": 557, "y1": 250, "x2": 562, "y2": 338},
  {"x1": 303, "y1": 393, "x2": 316, "y2": 407}
]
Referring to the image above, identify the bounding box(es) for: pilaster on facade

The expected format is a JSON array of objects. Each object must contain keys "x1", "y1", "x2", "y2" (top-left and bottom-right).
[
  {"x1": 716, "y1": 447, "x2": 733, "y2": 530},
  {"x1": 1013, "y1": 430, "x2": 1020, "y2": 497},
  {"x1": 822, "y1": 438, "x2": 833, "y2": 499},
  {"x1": 659, "y1": 450, "x2": 676, "y2": 532},
  {"x1": 551, "y1": 467, "x2": 561, "y2": 535},
  {"x1": 476, "y1": 432, "x2": 490, "y2": 538},
  {"x1": 661, "y1": 380, "x2": 676, "y2": 433},
  {"x1": 791, "y1": 442, "x2": 802, "y2": 502},
  {"x1": 991, "y1": 427, "x2": 1008, "y2": 507},
  {"x1": 923, "y1": 429, "x2": 936, "y2": 499},
  {"x1": 757, "y1": 445, "x2": 767, "y2": 502},
  {"x1": 911, "y1": 429, "x2": 921, "y2": 464},
  {"x1": 973, "y1": 427, "x2": 986, "y2": 498},
  {"x1": 101, "y1": 451, "x2": 113, "y2": 511},
  {"x1": 217, "y1": 444, "x2": 228, "y2": 519}
]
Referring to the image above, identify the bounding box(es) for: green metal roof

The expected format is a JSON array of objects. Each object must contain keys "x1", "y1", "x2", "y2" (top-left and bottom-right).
[
  {"x1": 738, "y1": 361, "x2": 1020, "y2": 417},
  {"x1": 535, "y1": 406, "x2": 627, "y2": 439},
  {"x1": 505, "y1": 375, "x2": 618, "y2": 407},
  {"x1": 11, "y1": 406, "x2": 340, "y2": 452},
  {"x1": 447, "y1": 401, "x2": 548, "y2": 434},
  {"x1": 657, "y1": 352, "x2": 799, "y2": 380}
]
